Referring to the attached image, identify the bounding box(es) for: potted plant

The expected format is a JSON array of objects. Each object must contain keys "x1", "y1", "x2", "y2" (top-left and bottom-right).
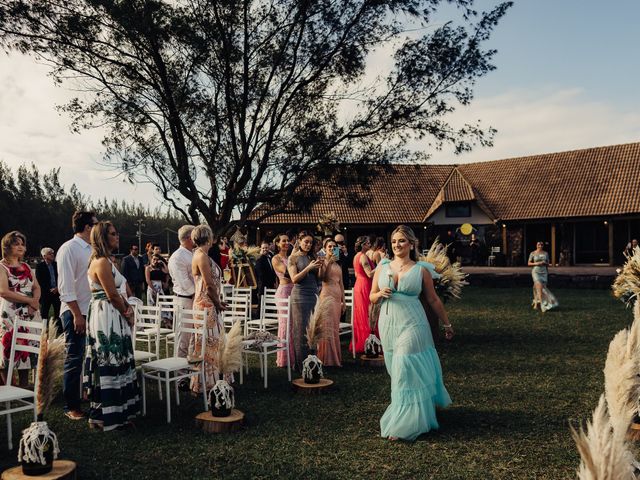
[
  {"x1": 208, "y1": 321, "x2": 243, "y2": 417},
  {"x1": 18, "y1": 321, "x2": 65, "y2": 475}
]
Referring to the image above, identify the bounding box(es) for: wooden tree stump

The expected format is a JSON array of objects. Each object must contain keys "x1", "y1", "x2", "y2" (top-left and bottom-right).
[
  {"x1": 292, "y1": 378, "x2": 334, "y2": 394},
  {"x1": 360, "y1": 354, "x2": 385, "y2": 368},
  {"x1": 2, "y1": 460, "x2": 77, "y2": 480},
  {"x1": 195, "y1": 409, "x2": 244, "y2": 433}
]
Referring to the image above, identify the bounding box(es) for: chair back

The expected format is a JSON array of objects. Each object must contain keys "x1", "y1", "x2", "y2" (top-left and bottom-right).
[
  {"x1": 344, "y1": 289, "x2": 353, "y2": 309},
  {"x1": 260, "y1": 296, "x2": 290, "y2": 337},
  {"x1": 157, "y1": 295, "x2": 179, "y2": 330},
  {"x1": 175, "y1": 307, "x2": 209, "y2": 359},
  {"x1": 133, "y1": 305, "x2": 162, "y2": 349},
  {"x1": 7, "y1": 316, "x2": 45, "y2": 386},
  {"x1": 222, "y1": 295, "x2": 250, "y2": 330},
  {"x1": 221, "y1": 284, "x2": 234, "y2": 301}
]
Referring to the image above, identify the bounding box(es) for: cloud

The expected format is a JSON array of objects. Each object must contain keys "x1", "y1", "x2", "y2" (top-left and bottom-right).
[
  {"x1": 422, "y1": 87, "x2": 640, "y2": 163},
  {"x1": 0, "y1": 53, "x2": 160, "y2": 207}
]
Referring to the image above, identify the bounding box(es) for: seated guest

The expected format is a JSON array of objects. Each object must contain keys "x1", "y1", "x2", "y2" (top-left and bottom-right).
[{"x1": 36, "y1": 247, "x2": 61, "y2": 324}]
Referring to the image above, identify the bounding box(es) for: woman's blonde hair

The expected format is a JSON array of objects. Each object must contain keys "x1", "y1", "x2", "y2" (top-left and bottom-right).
[
  {"x1": 1, "y1": 231, "x2": 26, "y2": 260},
  {"x1": 90, "y1": 221, "x2": 116, "y2": 262},
  {"x1": 391, "y1": 225, "x2": 419, "y2": 261},
  {"x1": 191, "y1": 224, "x2": 214, "y2": 247}
]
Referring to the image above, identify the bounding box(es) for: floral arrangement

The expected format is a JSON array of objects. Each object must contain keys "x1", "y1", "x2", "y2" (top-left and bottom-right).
[
  {"x1": 612, "y1": 246, "x2": 640, "y2": 306},
  {"x1": 419, "y1": 238, "x2": 468, "y2": 301},
  {"x1": 243, "y1": 330, "x2": 280, "y2": 350},
  {"x1": 231, "y1": 245, "x2": 261, "y2": 266},
  {"x1": 316, "y1": 212, "x2": 340, "y2": 236}
]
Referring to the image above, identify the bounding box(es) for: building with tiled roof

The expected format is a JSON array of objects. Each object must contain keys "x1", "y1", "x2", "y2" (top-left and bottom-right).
[{"x1": 249, "y1": 142, "x2": 640, "y2": 266}]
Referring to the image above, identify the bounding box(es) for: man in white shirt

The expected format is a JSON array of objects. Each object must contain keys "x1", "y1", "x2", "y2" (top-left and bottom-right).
[
  {"x1": 57, "y1": 210, "x2": 97, "y2": 420},
  {"x1": 168, "y1": 225, "x2": 195, "y2": 386}
]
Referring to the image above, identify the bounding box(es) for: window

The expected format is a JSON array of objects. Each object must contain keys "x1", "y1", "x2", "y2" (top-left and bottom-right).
[{"x1": 445, "y1": 203, "x2": 471, "y2": 218}]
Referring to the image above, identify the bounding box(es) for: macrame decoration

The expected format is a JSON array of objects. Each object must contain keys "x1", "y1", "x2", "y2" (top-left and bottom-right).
[
  {"x1": 364, "y1": 334, "x2": 383, "y2": 358},
  {"x1": 18, "y1": 421, "x2": 60, "y2": 474},
  {"x1": 302, "y1": 354, "x2": 324, "y2": 384},
  {"x1": 208, "y1": 321, "x2": 243, "y2": 417},
  {"x1": 209, "y1": 379, "x2": 235, "y2": 417}
]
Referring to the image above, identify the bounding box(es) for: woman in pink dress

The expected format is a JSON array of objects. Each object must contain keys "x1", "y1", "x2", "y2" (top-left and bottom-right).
[
  {"x1": 351, "y1": 236, "x2": 376, "y2": 354},
  {"x1": 318, "y1": 238, "x2": 345, "y2": 367},
  {"x1": 272, "y1": 234, "x2": 294, "y2": 367}
]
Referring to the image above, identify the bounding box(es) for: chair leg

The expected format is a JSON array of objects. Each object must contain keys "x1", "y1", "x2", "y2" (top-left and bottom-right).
[
  {"x1": 263, "y1": 347, "x2": 268, "y2": 389},
  {"x1": 142, "y1": 372, "x2": 147, "y2": 416},
  {"x1": 201, "y1": 371, "x2": 208, "y2": 411},
  {"x1": 239, "y1": 354, "x2": 244, "y2": 385},
  {"x1": 174, "y1": 380, "x2": 180, "y2": 406},
  {"x1": 286, "y1": 346, "x2": 291, "y2": 382},
  {"x1": 165, "y1": 371, "x2": 171, "y2": 424},
  {"x1": 158, "y1": 375, "x2": 163, "y2": 401},
  {"x1": 6, "y1": 404, "x2": 12, "y2": 451}
]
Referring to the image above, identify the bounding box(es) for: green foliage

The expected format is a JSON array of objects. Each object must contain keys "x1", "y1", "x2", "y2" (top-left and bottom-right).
[
  {"x1": 0, "y1": 161, "x2": 186, "y2": 256},
  {"x1": 0, "y1": 0, "x2": 512, "y2": 232},
  {"x1": 0, "y1": 287, "x2": 629, "y2": 478}
]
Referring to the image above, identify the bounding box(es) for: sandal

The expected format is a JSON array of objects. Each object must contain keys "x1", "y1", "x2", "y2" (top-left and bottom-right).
[{"x1": 64, "y1": 410, "x2": 85, "y2": 421}]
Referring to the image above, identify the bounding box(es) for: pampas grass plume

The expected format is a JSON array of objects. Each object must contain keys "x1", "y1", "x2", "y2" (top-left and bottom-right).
[
  {"x1": 306, "y1": 296, "x2": 332, "y2": 350},
  {"x1": 217, "y1": 320, "x2": 243, "y2": 376},
  {"x1": 571, "y1": 395, "x2": 635, "y2": 480},
  {"x1": 35, "y1": 320, "x2": 66, "y2": 416}
]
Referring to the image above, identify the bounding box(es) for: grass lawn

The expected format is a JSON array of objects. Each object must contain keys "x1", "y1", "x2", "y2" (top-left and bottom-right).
[{"x1": 0, "y1": 287, "x2": 631, "y2": 479}]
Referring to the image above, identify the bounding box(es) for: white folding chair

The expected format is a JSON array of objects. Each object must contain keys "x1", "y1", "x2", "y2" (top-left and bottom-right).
[
  {"x1": 157, "y1": 295, "x2": 180, "y2": 357},
  {"x1": 133, "y1": 305, "x2": 162, "y2": 362},
  {"x1": 1, "y1": 317, "x2": 43, "y2": 450},
  {"x1": 140, "y1": 307, "x2": 209, "y2": 423},
  {"x1": 241, "y1": 297, "x2": 291, "y2": 389},
  {"x1": 244, "y1": 288, "x2": 278, "y2": 335},
  {"x1": 221, "y1": 284, "x2": 234, "y2": 301},
  {"x1": 342, "y1": 289, "x2": 356, "y2": 358}
]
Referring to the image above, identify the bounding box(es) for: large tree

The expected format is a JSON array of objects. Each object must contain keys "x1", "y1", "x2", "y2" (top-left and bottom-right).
[{"x1": 0, "y1": 0, "x2": 511, "y2": 232}]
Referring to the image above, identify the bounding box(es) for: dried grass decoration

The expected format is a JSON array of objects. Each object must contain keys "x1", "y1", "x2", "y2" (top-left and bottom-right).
[
  {"x1": 571, "y1": 394, "x2": 637, "y2": 480},
  {"x1": 420, "y1": 238, "x2": 468, "y2": 302},
  {"x1": 364, "y1": 303, "x2": 382, "y2": 358},
  {"x1": 302, "y1": 297, "x2": 332, "y2": 384},
  {"x1": 613, "y1": 246, "x2": 640, "y2": 306},
  {"x1": 209, "y1": 321, "x2": 243, "y2": 417},
  {"x1": 18, "y1": 320, "x2": 65, "y2": 475}
]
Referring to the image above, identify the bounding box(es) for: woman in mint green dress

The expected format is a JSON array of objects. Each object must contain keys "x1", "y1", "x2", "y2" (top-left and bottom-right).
[{"x1": 370, "y1": 225, "x2": 452, "y2": 441}]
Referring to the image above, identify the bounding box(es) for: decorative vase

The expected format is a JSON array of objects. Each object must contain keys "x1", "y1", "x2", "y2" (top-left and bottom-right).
[
  {"x1": 209, "y1": 379, "x2": 234, "y2": 417},
  {"x1": 302, "y1": 351, "x2": 323, "y2": 384},
  {"x1": 364, "y1": 332, "x2": 382, "y2": 358},
  {"x1": 18, "y1": 420, "x2": 59, "y2": 476}
]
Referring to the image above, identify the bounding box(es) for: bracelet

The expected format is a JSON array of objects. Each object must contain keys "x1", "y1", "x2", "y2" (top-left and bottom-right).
[{"x1": 443, "y1": 324, "x2": 453, "y2": 329}]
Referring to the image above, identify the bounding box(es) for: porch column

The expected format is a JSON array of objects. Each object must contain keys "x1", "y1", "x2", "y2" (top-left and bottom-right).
[
  {"x1": 608, "y1": 220, "x2": 614, "y2": 266},
  {"x1": 256, "y1": 227, "x2": 261, "y2": 244},
  {"x1": 501, "y1": 224, "x2": 507, "y2": 259},
  {"x1": 551, "y1": 223, "x2": 557, "y2": 267}
]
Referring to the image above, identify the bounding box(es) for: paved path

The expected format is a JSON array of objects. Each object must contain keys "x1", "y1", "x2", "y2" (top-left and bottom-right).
[{"x1": 464, "y1": 266, "x2": 617, "y2": 276}]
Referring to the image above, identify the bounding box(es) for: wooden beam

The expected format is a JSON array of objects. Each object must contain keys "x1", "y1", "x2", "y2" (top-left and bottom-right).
[
  {"x1": 501, "y1": 224, "x2": 507, "y2": 261},
  {"x1": 551, "y1": 223, "x2": 557, "y2": 266},
  {"x1": 608, "y1": 220, "x2": 614, "y2": 266}
]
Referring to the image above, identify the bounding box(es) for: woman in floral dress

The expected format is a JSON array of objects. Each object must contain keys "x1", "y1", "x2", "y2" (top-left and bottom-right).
[
  {"x1": 190, "y1": 225, "x2": 228, "y2": 393},
  {"x1": 84, "y1": 221, "x2": 139, "y2": 430},
  {"x1": 0, "y1": 231, "x2": 41, "y2": 388}
]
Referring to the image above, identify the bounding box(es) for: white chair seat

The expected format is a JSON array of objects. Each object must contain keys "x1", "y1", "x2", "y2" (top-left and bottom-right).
[
  {"x1": 143, "y1": 357, "x2": 192, "y2": 372},
  {"x1": 0, "y1": 385, "x2": 34, "y2": 402},
  {"x1": 242, "y1": 339, "x2": 280, "y2": 349},
  {"x1": 135, "y1": 350, "x2": 156, "y2": 362},
  {"x1": 143, "y1": 327, "x2": 173, "y2": 335},
  {"x1": 339, "y1": 322, "x2": 351, "y2": 329}
]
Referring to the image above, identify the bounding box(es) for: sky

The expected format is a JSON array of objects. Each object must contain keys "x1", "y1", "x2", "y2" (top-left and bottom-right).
[{"x1": 0, "y1": 0, "x2": 638, "y2": 206}]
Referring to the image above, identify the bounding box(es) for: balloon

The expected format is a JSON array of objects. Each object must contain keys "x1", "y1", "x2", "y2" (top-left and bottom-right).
[{"x1": 460, "y1": 223, "x2": 473, "y2": 235}]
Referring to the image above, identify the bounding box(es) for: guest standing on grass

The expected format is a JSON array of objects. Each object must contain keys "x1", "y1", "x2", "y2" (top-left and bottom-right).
[
  {"x1": 528, "y1": 241, "x2": 558, "y2": 312},
  {"x1": 57, "y1": 211, "x2": 97, "y2": 420},
  {"x1": 273, "y1": 234, "x2": 294, "y2": 368},
  {"x1": 168, "y1": 225, "x2": 195, "y2": 390},
  {"x1": 190, "y1": 225, "x2": 227, "y2": 393},
  {"x1": 352, "y1": 236, "x2": 375, "y2": 354},
  {"x1": 288, "y1": 232, "x2": 321, "y2": 370},
  {"x1": 317, "y1": 238, "x2": 345, "y2": 367},
  {"x1": 370, "y1": 225, "x2": 452, "y2": 441},
  {"x1": 0, "y1": 231, "x2": 41, "y2": 388},
  {"x1": 85, "y1": 221, "x2": 140, "y2": 430},
  {"x1": 121, "y1": 244, "x2": 145, "y2": 299},
  {"x1": 35, "y1": 247, "x2": 61, "y2": 324}
]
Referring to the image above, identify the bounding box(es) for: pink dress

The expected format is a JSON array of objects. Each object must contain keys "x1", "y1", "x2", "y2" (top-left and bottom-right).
[
  {"x1": 274, "y1": 255, "x2": 294, "y2": 367},
  {"x1": 351, "y1": 252, "x2": 375, "y2": 354},
  {"x1": 317, "y1": 262, "x2": 342, "y2": 366}
]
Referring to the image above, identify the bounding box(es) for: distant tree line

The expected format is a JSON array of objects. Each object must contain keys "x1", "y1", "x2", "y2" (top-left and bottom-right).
[{"x1": 0, "y1": 162, "x2": 187, "y2": 258}]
